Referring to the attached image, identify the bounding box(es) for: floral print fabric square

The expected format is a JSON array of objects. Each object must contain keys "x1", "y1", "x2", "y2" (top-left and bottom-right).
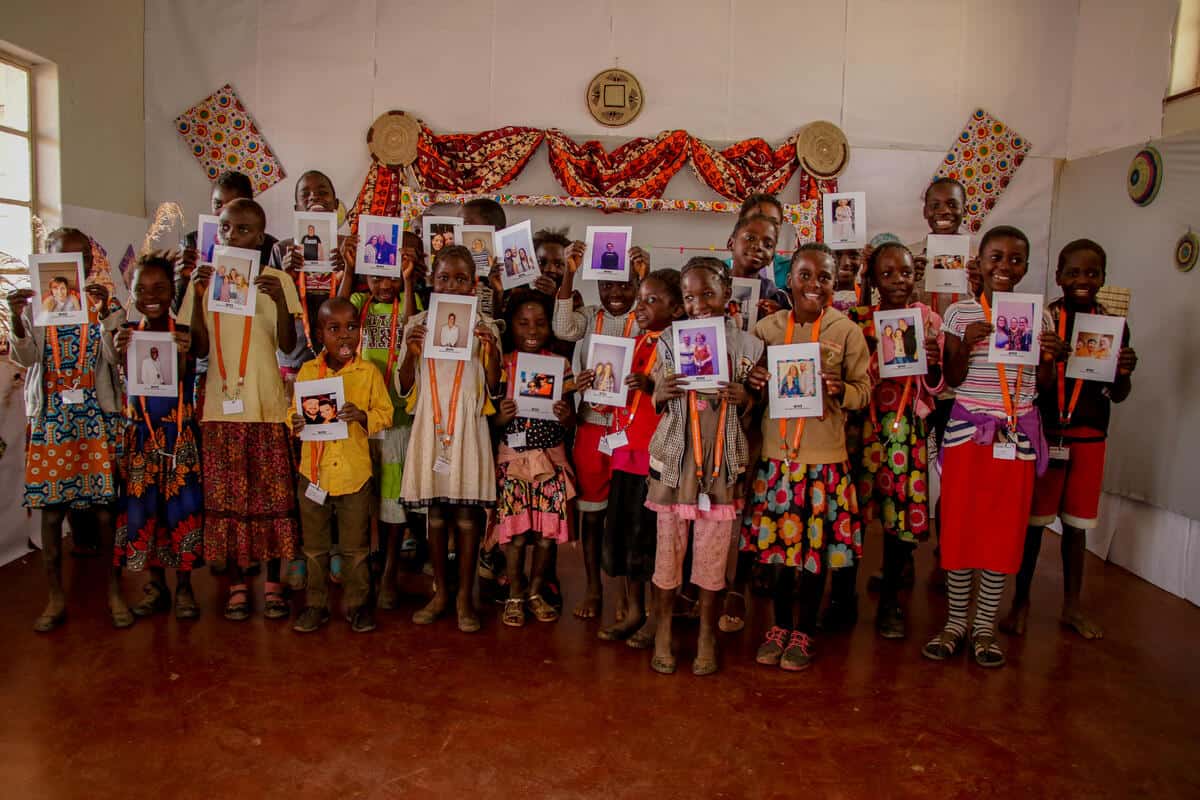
[
  {"x1": 935, "y1": 108, "x2": 1032, "y2": 234},
  {"x1": 175, "y1": 83, "x2": 285, "y2": 194}
]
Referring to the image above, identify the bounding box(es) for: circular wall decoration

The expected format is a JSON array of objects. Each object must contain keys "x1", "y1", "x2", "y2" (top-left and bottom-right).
[
  {"x1": 1174, "y1": 231, "x2": 1198, "y2": 272},
  {"x1": 587, "y1": 69, "x2": 643, "y2": 127},
  {"x1": 796, "y1": 121, "x2": 850, "y2": 179},
  {"x1": 367, "y1": 110, "x2": 421, "y2": 166},
  {"x1": 1127, "y1": 146, "x2": 1163, "y2": 207}
]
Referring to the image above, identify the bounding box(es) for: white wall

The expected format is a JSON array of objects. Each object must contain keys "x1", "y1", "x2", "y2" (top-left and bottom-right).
[{"x1": 143, "y1": 0, "x2": 1172, "y2": 289}]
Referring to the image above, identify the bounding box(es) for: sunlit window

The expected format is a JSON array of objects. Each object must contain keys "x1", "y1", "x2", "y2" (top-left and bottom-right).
[{"x1": 0, "y1": 54, "x2": 33, "y2": 258}]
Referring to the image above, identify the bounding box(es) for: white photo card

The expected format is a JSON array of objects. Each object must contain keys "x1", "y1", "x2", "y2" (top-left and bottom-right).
[
  {"x1": 356, "y1": 215, "x2": 404, "y2": 278},
  {"x1": 422, "y1": 216, "x2": 463, "y2": 260},
  {"x1": 583, "y1": 334, "x2": 635, "y2": 408},
  {"x1": 295, "y1": 376, "x2": 349, "y2": 442},
  {"x1": 29, "y1": 252, "x2": 88, "y2": 328},
  {"x1": 197, "y1": 214, "x2": 221, "y2": 267},
  {"x1": 988, "y1": 292, "x2": 1043, "y2": 367},
  {"x1": 822, "y1": 191, "x2": 867, "y2": 250},
  {"x1": 294, "y1": 210, "x2": 339, "y2": 271},
  {"x1": 423, "y1": 292, "x2": 479, "y2": 362},
  {"x1": 925, "y1": 234, "x2": 971, "y2": 294},
  {"x1": 582, "y1": 226, "x2": 633, "y2": 282},
  {"x1": 514, "y1": 352, "x2": 564, "y2": 421},
  {"x1": 126, "y1": 330, "x2": 178, "y2": 398},
  {"x1": 495, "y1": 220, "x2": 541, "y2": 290},
  {"x1": 729, "y1": 277, "x2": 762, "y2": 333},
  {"x1": 873, "y1": 307, "x2": 928, "y2": 379},
  {"x1": 768, "y1": 342, "x2": 823, "y2": 420},
  {"x1": 672, "y1": 317, "x2": 728, "y2": 391},
  {"x1": 460, "y1": 225, "x2": 496, "y2": 278},
  {"x1": 207, "y1": 246, "x2": 261, "y2": 317},
  {"x1": 1065, "y1": 312, "x2": 1124, "y2": 383}
]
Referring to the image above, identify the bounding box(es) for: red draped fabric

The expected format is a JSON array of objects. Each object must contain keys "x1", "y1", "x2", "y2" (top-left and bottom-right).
[
  {"x1": 346, "y1": 162, "x2": 405, "y2": 234},
  {"x1": 416, "y1": 124, "x2": 545, "y2": 193},
  {"x1": 546, "y1": 129, "x2": 691, "y2": 199},
  {"x1": 689, "y1": 136, "x2": 798, "y2": 201}
]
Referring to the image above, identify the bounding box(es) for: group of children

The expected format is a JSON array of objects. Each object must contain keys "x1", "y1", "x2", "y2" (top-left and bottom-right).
[{"x1": 10, "y1": 169, "x2": 1136, "y2": 675}]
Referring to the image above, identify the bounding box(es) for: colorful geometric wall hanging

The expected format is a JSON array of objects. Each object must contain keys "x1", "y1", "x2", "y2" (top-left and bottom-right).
[
  {"x1": 1174, "y1": 231, "x2": 1197, "y2": 273},
  {"x1": 934, "y1": 108, "x2": 1032, "y2": 234},
  {"x1": 174, "y1": 83, "x2": 285, "y2": 194},
  {"x1": 1127, "y1": 147, "x2": 1164, "y2": 207}
]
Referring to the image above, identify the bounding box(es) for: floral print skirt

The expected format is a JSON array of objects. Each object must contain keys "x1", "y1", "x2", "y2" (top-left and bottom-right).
[
  {"x1": 494, "y1": 454, "x2": 577, "y2": 545},
  {"x1": 739, "y1": 458, "x2": 862, "y2": 574},
  {"x1": 851, "y1": 410, "x2": 931, "y2": 544}
]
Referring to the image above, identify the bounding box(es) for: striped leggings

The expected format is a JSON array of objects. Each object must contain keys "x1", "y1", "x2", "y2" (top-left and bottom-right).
[{"x1": 943, "y1": 568, "x2": 1007, "y2": 637}]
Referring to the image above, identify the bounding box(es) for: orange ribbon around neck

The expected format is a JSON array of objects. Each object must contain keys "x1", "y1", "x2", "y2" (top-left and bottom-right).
[
  {"x1": 134, "y1": 318, "x2": 185, "y2": 453},
  {"x1": 1056, "y1": 305, "x2": 1084, "y2": 427},
  {"x1": 47, "y1": 315, "x2": 90, "y2": 390},
  {"x1": 212, "y1": 309, "x2": 253, "y2": 399},
  {"x1": 612, "y1": 330, "x2": 663, "y2": 433},
  {"x1": 979, "y1": 293, "x2": 1021, "y2": 432},
  {"x1": 360, "y1": 297, "x2": 402, "y2": 380},
  {"x1": 428, "y1": 357, "x2": 466, "y2": 450},
  {"x1": 595, "y1": 308, "x2": 636, "y2": 338},
  {"x1": 688, "y1": 389, "x2": 728, "y2": 495},
  {"x1": 778, "y1": 309, "x2": 825, "y2": 460}
]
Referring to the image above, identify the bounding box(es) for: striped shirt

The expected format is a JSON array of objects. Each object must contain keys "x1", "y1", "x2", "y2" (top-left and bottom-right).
[{"x1": 942, "y1": 298, "x2": 1050, "y2": 419}]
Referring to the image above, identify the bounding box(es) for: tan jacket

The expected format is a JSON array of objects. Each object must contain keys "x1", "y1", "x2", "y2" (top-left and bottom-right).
[{"x1": 754, "y1": 308, "x2": 871, "y2": 465}]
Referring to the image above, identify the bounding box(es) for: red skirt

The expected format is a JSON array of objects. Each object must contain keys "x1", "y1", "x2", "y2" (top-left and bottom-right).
[{"x1": 939, "y1": 441, "x2": 1034, "y2": 574}]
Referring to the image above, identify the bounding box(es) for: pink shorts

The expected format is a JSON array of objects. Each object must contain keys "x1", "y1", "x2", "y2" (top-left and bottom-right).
[
  {"x1": 652, "y1": 511, "x2": 733, "y2": 592},
  {"x1": 573, "y1": 422, "x2": 612, "y2": 511},
  {"x1": 1030, "y1": 438, "x2": 1106, "y2": 530}
]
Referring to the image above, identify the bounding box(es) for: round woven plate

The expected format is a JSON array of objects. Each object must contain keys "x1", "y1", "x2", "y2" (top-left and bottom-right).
[
  {"x1": 1175, "y1": 231, "x2": 1198, "y2": 273},
  {"x1": 1127, "y1": 146, "x2": 1163, "y2": 207},
  {"x1": 367, "y1": 110, "x2": 420, "y2": 166},
  {"x1": 796, "y1": 121, "x2": 850, "y2": 179},
  {"x1": 587, "y1": 68, "x2": 644, "y2": 127}
]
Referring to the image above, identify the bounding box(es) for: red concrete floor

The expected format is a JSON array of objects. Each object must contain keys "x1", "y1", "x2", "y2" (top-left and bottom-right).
[{"x1": 0, "y1": 529, "x2": 1197, "y2": 800}]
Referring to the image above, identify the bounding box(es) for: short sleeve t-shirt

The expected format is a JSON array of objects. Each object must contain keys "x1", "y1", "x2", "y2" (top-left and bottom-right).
[
  {"x1": 350, "y1": 291, "x2": 423, "y2": 427},
  {"x1": 943, "y1": 298, "x2": 1050, "y2": 419},
  {"x1": 181, "y1": 265, "x2": 302, "y2": 423}
]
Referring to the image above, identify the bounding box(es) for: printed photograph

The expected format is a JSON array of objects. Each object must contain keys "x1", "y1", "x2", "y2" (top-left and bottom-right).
[
  {"x1": 822, "y1": 192, "x2": 867, "y2": 250},
  {"x1": 673, "y1": 318, "x2": 728, "y2": 390},
  {"x1": 357, "y1": 215, "x2": 403, "y2": 277},
  {"x1": 582, "y1": 226, "x2": 633, "y2": 281},
  {"x1": 422, "y1": 216, "x2": 463, "y2": 258},
  {"x1": 126, "y1": 331, "x2": 178, "y2": 398},
  {"x1": 776, "y1": 358, "x2": 818, "y2": 398},
  {"x1": 294, "y1": 211, "x2": 338, "y2": 271},
  {"x1": 460, "y1": 226, "x2": 495, "y2": 278},
  {"x1": 1065, "y1": 312, "x2": 1125, "y2": 382},
  {"x1": 768, "y1": 342, "x2": 824, "y2": 419},
  {"x1": 423, "y1": 293, "x2": 479, "y2": 361},
  {"x1": 295, "y1": 376, "x2": 349, "y2": 442},
  {"x1": 874, "y1": 307, "x2": 928, "y2": 378},
  {"x1": 583, "y1": 334, "x2": 634, "y2": 407},
  {"x1": 208, "y1": 246, "x2": 260, "y2": 316},
  {"x1": 197, "y1": 214, "x2": 220, "y2": 266},
  {"x1": 496, "y1": 220, "x2": 540, "y2": 290},
  {"x1": 513, "y1": 351, "x2": 563, "y2": 420},
  {"x1": 987, "y1": 292, "x2": 1042, "y2": 367},
  {"x1": 729, "y1": 277, "x2": 761, "y2": 333},
  {"x1": 925, "y1": 234, "x2": 971, "y2": 293},
  {"x1": 30, "y1": 253, "x2": 88, "y2": 327}
]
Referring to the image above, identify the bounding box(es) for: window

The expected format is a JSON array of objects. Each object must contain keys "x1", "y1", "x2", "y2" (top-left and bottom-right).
[
  {"x1": 1169, "y1": 0, "x2": 1200, "y2": 98},
  {"x1": 0, "y1": 54, "x2": 33, "y2": 258}
]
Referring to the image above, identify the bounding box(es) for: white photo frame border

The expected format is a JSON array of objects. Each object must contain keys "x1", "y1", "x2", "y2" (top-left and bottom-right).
[
  {"x1": 873, "y1": 307, "x2": 929, "y2": 379},
  {"x1": 423, "y1": 292, "x2": 479, "y2": 362},
  {"x1": 295, "y1": 376, "x2": 349, "y2": 442},
  {"x1": 582, "y1": 334, "x2": 635, "y2": 408},
  {"x1": 925, "y1": 234, "x2": 971, "y2": 294},
  {"x1": 987, "y1": 292, "x2": 1043, "y2": 367},
  {"x1": 29, "y1": 252, "x2": 88, "y2": 328},
  {"x1": 730, "y1": 277, "x2": 762, "y2": 334},
  {"x1": 355, "y1": 214, "x2": 405, "y2": 278},
  {"x1": 126, "y1": 330, "x2": 179, "y2": 398},
  {"x1": 208, "y1": 245, "x2": 261, "y2": 317},
  {"x1": 514, "y1": 351, "x2": 565, "y2": 421},
  {"x1": 294, "y1": 211, "x2": 339, "y2": 272},
  {"x1": 768, "y1": 342, "x2": 824, "y2": 420},
  {"x1": 822, "y1": 191, "x2": 867, "y2": 251},
  {"x1": 496, "y1": 220, "x2": 542, "y2": 290},
  {"x1": 581, "y1": 225, "x2": 633, "y2": 282},
  {"x1": 197, "y1": 214, "x2": 221, "y2": 268},
  {"x1": 1065, "y1": 312, "x2": 1124, "y2": 383},
  {"x1": 672, "y1": 317, "x2": 729, "y2": 391},
  {"x1": 460, "y1": 225, "x2": 497, "y2": 279},
  {"x1": 422, "y1": 216, "x2": 463, "y2": 259}
]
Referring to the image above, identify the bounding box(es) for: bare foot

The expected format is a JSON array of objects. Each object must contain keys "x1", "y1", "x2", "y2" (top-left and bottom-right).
[
  {"x1": 999, "y1": 602, "x2": 1029, "y2": 636},
  {"x1": 412, "y1": 595, "x2": 448, "y2": 625},
  {"x1": 108, "y1": 590, "x2": 134, "y2": 629},
  {"x1": 598, "y1": 606, "x2": 645, "y2": 641},
  {"x1": 34, "y1": 594, "x2": 67, "y2": 632},
  {"x1": 1061, "y1": 608, "x2": 1104, "y2": 640},
  {"x1": 377, "y1": 583, "x2": 398, "y2": 611},
  {"x1": 614, "y1": 591, "x2": 628, "y2": 624},
  {"x1": 573, "y1": 593, "x2": 601, "y2": 620}
]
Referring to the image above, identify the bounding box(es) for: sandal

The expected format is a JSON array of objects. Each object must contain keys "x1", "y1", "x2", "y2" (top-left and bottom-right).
[
  {"x1": 650, "y1": 654, "x2": 677, "y2": 675},
  {"x1": 718, "y1": 591, "x2": 746, "y2": 633},
  {"x1": 263, "y1": 582, "x2": 290, "y2": 620},
  {"x1": 692, "y1": 655, "x2": 719, "y2": 677},
  {"x1": 132, "y1": 581, "x2": 171, "y2": 617},
  {"x1": 33, "y1": 609, "x2": 67, "y2": 633},
  {"x1": 527, "y1": 593, "x2": 559, "y2": 623},
  {"x1": 110, "y1": 604, "x2": 135, "y2": 629},
  {"x1": 457, "y1": 608, "x2": 481, "y2": 633},
  {"x1": 972, "y1": 631, "x2": 1007, "y2": 668},
  {"x1": 223, "y1": 583, "x2": 251, "y2": 622},
  {"x1": 174, "y1": 584, "x2": 200, "y2": 621},
  {"x1": 502, "y1": 598, "x2": 526, "y2": 628},
  {"x1": 922, "y1": 628, "x2": 965, "y2": 661},
  {"x1": 626, "y1": 626, "x2": 656, "y2": 650}
]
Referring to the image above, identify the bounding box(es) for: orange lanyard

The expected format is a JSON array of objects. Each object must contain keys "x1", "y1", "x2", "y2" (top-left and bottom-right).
[
  {"x1": 980, "y1": 294, "x2": 1021, "y2": 431},
  {"x1": 308, "y1": 357, "x2": 330, "y2": 485},
  {"x1": 1055, "y1": 306, "x2": 1084, "y2": 426},
  {"x1": 778, "y1": 309, "x2": 824, "y2": 460},
  {"x1": 596, "y1": 308, "x2": 636, "y2": 338},
  {"x1": 135, "y1": 318, "x2": 184, "y2": 446},
  {"x1": 213, "y1": 311, "x2": 253, "y2": 398},
  {"x1": 359, "y1": 298, "x2": 402, "y2": 380},
  {"x1": 688, "y1": 390, "x2": 728, "y2": 493},
  {"x1": 867, "y1": 306, "x2": 915, "y2": 436},
  {"x1": 612, "y1": 330, "x2": 662, "y2": 432},
  {"x1": 298, "y1": 269, "x2": 341, "y2": 344},
  {"x1": 47, "y1": 317, "x2": 90, "y2": 389},
  {"x1": 428, "y1": 358, "x2": 466, "y2": 450}
]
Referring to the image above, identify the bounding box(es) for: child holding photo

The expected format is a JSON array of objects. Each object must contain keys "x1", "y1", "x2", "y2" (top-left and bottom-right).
[
  {"x1": 585, "y1": 269, "x2": 683, "y2": 645},
  {"x1": 927, "y1": 225, "x2": 1058, "y2": 668},
  {"x1": 185, "y1": 198, "x2": 303, "y2": 622},
  {"x1": 110, "y1": 253, "x2": 204, "y2": 620},
  {"x1": 647, "y1": 257, "x2": 765, "y2": 676},
  {"x1": 492, "y1": 291, "x2": 577, "y2": 626},
  {"x1": 9, "y1": 227, "x2": 129, "y2": 631},
  {"x1": 350, "y1": 267, "x2": 422, "y2": 608},
  {"x1": 397, "y1": 245, "x2": 501, "y2": 633},
  {"x1": 844, "y1": 242, "x2": 945, "y2": 638},
  {"x1": 552, "y1": 239, "x2": 649, "y2": 620},
  {"x1": 727, "y1": 213, "x2": 791, "y2": 317},
  {"x1": 1001, "y1": 239, "x2": 1137, "y2": 641},
  {"x1": 290, "y1": 298, "x2": 393, "y2": 633},
  {"x1": 740, "y1": 244, "x2": 870, "y2": 670}
]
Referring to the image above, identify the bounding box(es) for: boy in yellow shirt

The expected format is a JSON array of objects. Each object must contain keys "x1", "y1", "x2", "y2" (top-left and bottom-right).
[{"x1": 291, "y1": 297, "x2": 393, "y2": 633}]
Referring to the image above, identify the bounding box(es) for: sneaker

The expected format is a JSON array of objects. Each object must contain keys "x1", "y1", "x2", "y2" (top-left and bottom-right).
[
  {"x1": 348, "y1": 605, "x2": 376, "y2": 633},
  {"x1": 780, "y1": 630, "x2": 815, "y2": 671},
  {"x1": 292, "y1": 606, "x2": 329, "y2": 633},
  {"x1": 818, "y1": 595, "x2": 859, "y2": 633},
  {"x1": 875, "y1": 601, "x2": 907, "y2": 639},
  {"x1": 755, "y1": 626, "x2": 789, "y2": 665}
]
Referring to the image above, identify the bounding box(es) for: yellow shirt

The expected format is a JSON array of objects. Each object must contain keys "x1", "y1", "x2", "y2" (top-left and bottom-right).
[
  {"x1": 181, "y1": 265, "x2": 303, "y2": 424},
  {"x1": 295, "y1": 355, "x2": 394, "y2": 496}
]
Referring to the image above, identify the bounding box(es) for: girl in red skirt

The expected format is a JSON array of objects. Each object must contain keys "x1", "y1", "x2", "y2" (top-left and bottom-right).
[{"x1": 925, "y1": 225, "x2": 1061, "y2": 668}]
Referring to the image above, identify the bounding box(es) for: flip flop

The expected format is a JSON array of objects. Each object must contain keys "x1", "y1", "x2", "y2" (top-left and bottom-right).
[
  {"x1": 650, "y1": 654, "x2": 677, "y2": 675},
  {"x1": 33, "y1": 609, "x2": 67, "y2": 633}
]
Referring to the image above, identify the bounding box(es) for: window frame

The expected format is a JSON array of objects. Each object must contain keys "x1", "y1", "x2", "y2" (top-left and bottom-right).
[{"x1": 0, "y1": 52, "x2": 35, "y2": 254}]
